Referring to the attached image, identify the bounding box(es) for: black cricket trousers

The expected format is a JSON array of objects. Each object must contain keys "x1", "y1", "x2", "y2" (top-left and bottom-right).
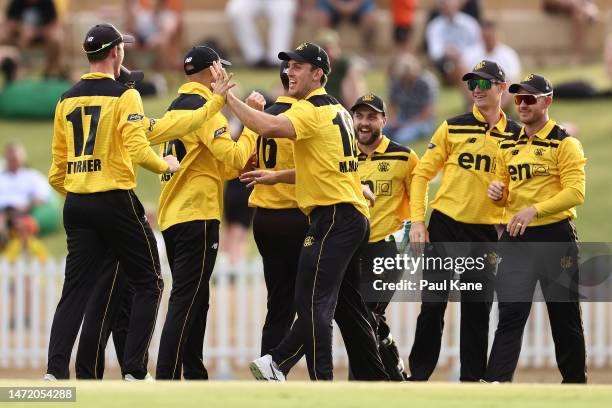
[
  {"x1": 252, "y1": 207, "x2": 309, "y2": 356},
  {"x1": 156, "y1": 220, "x2": 219, "y2": 380},
  {"x1": 269, "y1": 203, "x2": 388, "y2": 381},
  {"x1": 408, "y1": 210, "x2": 497, "y2": 382},
  {"x1": 485, "y1": 220, "x2": 586, "y2": 383},
  {"x1": 47, "y1": 190, "x2": 164, "y2": 379}
]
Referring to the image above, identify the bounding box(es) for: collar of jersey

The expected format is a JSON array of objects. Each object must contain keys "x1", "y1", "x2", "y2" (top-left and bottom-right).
[
  {"x1": 304, "y1": 87, "x2": 326, "y2": 100},
  {"x1": 374, "y1": 135, "x2": 391, "y2": 154},
  {"x1": 81, "y1": 72, "x2": 115, "y2": 80},
  {"x1": 276, "y1": 95, "x2": 297, "y2": 104},
  {"x1": 178, "y1": 81, "x2": 213, "y2": 99},
  {"x1": 472, "y1": 104, "x2": 507, "y2": 133},
  {"x1": 519, "y1": 119, "x2": 557, "y2": 140}
]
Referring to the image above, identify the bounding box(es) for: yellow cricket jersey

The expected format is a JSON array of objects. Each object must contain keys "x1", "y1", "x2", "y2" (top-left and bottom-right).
[
  {"x1": 248, "y1": 96, "x2": 299, "y2": 209},
  {"x1": 410, "y1": 105, "x2": 521, "y2": 224},
  {"x1": 148, "y1": 82, "x2": 256, "y2": 230},
  {"x1": 49, "y1": 72, "x2": 169, "y2": 195},
  {"x1": 496, "y1": 119, "x2": 586, "y2": 226},
  {"x1": 358, "y1": 136, "x2": 420, "y2": 242},
  {"x1": 282, "y1": 88, "x2": 369, "y2": 217}
]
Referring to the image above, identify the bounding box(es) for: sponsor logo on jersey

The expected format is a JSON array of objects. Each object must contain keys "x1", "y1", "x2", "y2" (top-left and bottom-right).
[
  {"x1": 127, "y1": 113, "x2": 144, "y2": 122},
  {"x1": 214, "y1": 127, "x2": 227, "y2": 137},
  {"x1": 377, "y1": 162, "x2": 390, "y2": 172},
  {"x1": 303, "y1": 236, "x2": 315, "y2": 247}
]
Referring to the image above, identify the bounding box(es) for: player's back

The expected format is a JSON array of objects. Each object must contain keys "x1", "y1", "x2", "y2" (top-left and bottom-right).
[{"x1": 53, "y1": 72, "x2": 144, "y2": 193}]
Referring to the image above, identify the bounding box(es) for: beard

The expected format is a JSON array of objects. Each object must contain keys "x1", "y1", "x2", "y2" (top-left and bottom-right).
[{"x1": 358, "y1": 127, "x2": 382, "y2": 145}]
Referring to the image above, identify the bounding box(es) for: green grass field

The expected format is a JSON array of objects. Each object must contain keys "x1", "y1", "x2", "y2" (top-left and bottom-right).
[
  {"x1": 0, "y1": 381, "x2": 611, "y2": 408},
  {"x1": 1, "y1": 64, "x2": 611, "y2": 255}
]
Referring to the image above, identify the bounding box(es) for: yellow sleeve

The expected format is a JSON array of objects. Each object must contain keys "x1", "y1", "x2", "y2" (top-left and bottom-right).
[
  {"x1": 280, "y1": 100, "x2": 318, "y2": 141},
  {"x1": 48, "y1": 100, "x2": 68, "y2": 196},
  {"x1": 493, "y1": 143, "x2": 510, "y2": 207},
  {"x1": 220, "y1": 164, "x2": 240, "y2": 181},
  {"x1": 117, "y1": 89, "x2": 168, "y2": 174},
  {"x1": 405, "y1": 150, "x2": 424, "y2": 216},
  {"x1": 201, "y1": 122, "x2": 258, "y2": 170},
  {"x1": 410, "y1": 122, "x2": 450, "y2": 222},
  {"x1": 146, "y1": 94, "x2": 225, "y2": 145},
  {"x1": 533, "y1": 137, "x2": 586, "y2": 217}
]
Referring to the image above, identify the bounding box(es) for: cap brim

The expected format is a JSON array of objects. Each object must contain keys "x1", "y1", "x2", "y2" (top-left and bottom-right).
[
  {"x1": 462, "y1": 72, "x2": 497, "y2": 81},
  {"x1": 278, "y1": 51, "x2": 308, "y2": 63},
  {"x1": 350, "y1": 102, "x2": 385, "y2": 114},
  {"x1": 219, "y1": 58, "x2": 232, "y2": 67},
  {"x1": 508, "y1": 83, "x2": 541, "y2": 94},
  {"x1": 122, "y1": 34, "x2": 135, "y2": 44}
]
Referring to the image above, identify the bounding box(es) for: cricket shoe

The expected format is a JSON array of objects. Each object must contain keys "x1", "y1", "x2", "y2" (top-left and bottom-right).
[
  {"x1": 124, "y1": 373, "x2": 155, "y2": 382},
  {"x1": 43, "y1": 373, "x2": 57, "y2": 381},
  {"x1": 249, "y1": 354, "x2": 285, "y2": 381}
]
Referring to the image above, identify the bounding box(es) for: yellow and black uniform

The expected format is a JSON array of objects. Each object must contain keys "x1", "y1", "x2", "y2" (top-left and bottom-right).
[
  {"x1": 73, "y1": 88, "x2": 227, "y2": 380},
  {"x1": 485, "y1": 119, "x2": 586, "y2": 384},
  {"x1": 358, "y1": 136, "x2": 419, "y2": 243},
  {"x1": 46, "y1": 72, "x2": 165, "y2": 380},
  {"x1": 249, "y1": 96, "x2": 310, "y2": 358},
  {"x1": 149, "y1": 81, "x2": 256, "y2": 380},
  {"x1": 268, "y1": 88, "x2": 387, "y2": 381},
  {"x1": 357, "y1": 135, "x2": 419, "y2": 381},
  {"x1": 407, "y1": 105, "x2": 522, "y2": 382}
]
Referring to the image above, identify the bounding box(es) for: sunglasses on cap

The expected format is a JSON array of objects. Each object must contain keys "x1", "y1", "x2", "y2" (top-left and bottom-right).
[
  {"x1": 467, "y1": 78, "x2": 500, "y2": 91},
  {"x1": 513, "y1": 92, "x2": 553, "y2": 105}
]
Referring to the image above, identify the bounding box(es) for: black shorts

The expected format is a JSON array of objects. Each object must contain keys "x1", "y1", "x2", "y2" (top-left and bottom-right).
[{"x1": 223, "y1": 178, "x2": 254, "y2": 228}]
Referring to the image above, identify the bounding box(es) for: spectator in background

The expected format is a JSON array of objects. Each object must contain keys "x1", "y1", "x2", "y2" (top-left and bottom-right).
[
  {"x1": 543, "y1": 0, "x2": 599, "y2": 65},
  {"x1": 316, "y1": 29, "x2": 367, "y2": 108},
  {"x1": 384, "y1": 53, "x2": 439, "y2": 144},
  {"x1": 316, "y1": 0, "x2": 377, "y2": 52},
  {"x1": 463, "y1": 20, "x2": 521, "y2": 110},
  {"x1": 392, "y1": 0, "x2": 416, "y2": 52},
  {"x1": 226, "y1": 0, "x2": 297, "y2": 68},
  {"x1": 0, "y1": 45, "x2": 21, "y2": 84},
  {"x1": 606, "y1": 33, "x2": 612, "y2": 80},
  {"x1": 125, "y1": 0, "x2": 182, "y2": 81},
  {"x1": 427, "y1": 0, "x2": 481, "y2": 23},
  {"x1": 425, "y1": 0, "x2": 482, "y2": 85},
  {"x1": 0, "y1": 0, "x2": 64, "y2": 78}
]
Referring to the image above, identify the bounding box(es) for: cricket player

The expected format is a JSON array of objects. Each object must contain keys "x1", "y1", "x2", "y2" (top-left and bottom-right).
[
  {"x1": 485, "y1": 74, "x2": 587, "y2": 383},
  {"x1": 407, "y1": 60, "x2": 521, "y2": 381}
]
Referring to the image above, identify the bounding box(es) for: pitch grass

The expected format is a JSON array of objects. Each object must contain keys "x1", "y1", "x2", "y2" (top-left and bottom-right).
[
  {"x1": 0, "y1": 64, "x2": 611, "y2": 255},
  {"x1": 0, "y1": 380, "x2": 611, "y2": 408}
]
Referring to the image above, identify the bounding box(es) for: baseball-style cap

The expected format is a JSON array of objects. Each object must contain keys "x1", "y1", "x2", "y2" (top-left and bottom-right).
[
  {"x1": 117, "y1": 65, "x2": 144, "y2": 85},
  {"x1": 509, "y1": 74, "x2": 553, "y2": 94},
  {"x1": 278, "y1": 42, "x2": 331, "y2": 75},
  {"x1": 350, "y1": 93, "x2": 386, "y2": 115},
  {"x1": 183, "y1": 46, "x2": 231, "y2": 75},
  {"x1": 462, "y1": 60, "x2": 506, "y2": 82},
  {"x1": 83, "y1": 23, "x2": 135, "y2": 54}
]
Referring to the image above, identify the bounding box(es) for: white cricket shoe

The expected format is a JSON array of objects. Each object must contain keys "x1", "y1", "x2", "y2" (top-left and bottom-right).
[
  {"x1": 124, "y1": 373, "x2": 155, "y2": 382},
  {"x1": 43, "y1": 373, "x2": 57, "y2": 381},
  {"x1": 249, "y1": 354, "x2": 285, "y2": 381}
]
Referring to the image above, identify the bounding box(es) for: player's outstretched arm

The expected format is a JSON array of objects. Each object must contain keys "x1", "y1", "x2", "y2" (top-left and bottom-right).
[
  {"x1": 239, "y1": 169, "x2": 296, "y2": 188},
  {"x1": 226, "y1": 90, "x2": 296, "y2": 139}
]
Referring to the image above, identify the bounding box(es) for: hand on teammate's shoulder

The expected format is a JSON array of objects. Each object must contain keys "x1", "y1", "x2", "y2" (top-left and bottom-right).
[{"x1": 164, "y1": 155, "x2": 180, "y2": 173}]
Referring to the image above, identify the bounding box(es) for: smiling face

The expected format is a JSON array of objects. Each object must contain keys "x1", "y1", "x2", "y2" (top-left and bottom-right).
[
  {"x1": 353, "y1": 106, "x2": 386, "y2": 146},
  {"x1": 287, "y1": 60, "x2": 323, "y2": 99},
  {"x1": 515, "y1": 87, "x2": 552, "y2": 125},
  {"x1": 470, "y1": 79, "x2": 506, "y2": 111}
]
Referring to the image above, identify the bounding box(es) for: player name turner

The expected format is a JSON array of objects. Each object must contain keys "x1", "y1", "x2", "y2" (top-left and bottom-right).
[{"x1": 373, "y1": 279, "x2": 483, "y2": 291}]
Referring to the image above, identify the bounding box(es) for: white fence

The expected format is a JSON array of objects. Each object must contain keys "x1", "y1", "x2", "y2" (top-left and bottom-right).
[{"x1": 1, "y1": 257, "x2": 611, "y2": 379}]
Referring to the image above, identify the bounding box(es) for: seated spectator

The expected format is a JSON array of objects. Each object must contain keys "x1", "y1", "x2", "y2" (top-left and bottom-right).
[
  {"x1": 316, "y1": 0, "x2": 376, "y2": 52},
  {"x1": 425, "y1": 0, "x2": 482, "y2": 85},
  {"x1": 0, "y1": 45, "x2": 21, "y2": 84},
  {"x1": 384, "y1": 53, "x2": 439, "y2": 144},
  {"x1": 316, "y1": 29, "x2": 366, "y2": 108},
  {"x1": 543, "y1": 0, "x2": 599, "y2": 65},
  {"x1": 0, "y1": 142, "x2": 52, "y2": 249},
  {"x1": 125, "y1": 0, "x2": 182, "y2": 81},
  {"x1": 392, "y1": 0, "x2": 416, "y2": 52},
  {"x1": 226, "y1": 0, "x2": 297, "y2": 68},
  {"x1": 0, "y1": 0, "x2": 64, "y2": 78},
  {"x1": 463, "y1": 20, "x2": 521, "y2": 110}
]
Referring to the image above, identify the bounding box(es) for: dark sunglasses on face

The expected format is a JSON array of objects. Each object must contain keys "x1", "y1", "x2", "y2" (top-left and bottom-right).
[
  {"x1": 513, "y1": 92, "x2": 553, "y2": 105},
  {"x1": 467, "y1": 78, "x2": 500, "y2": 91}
]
